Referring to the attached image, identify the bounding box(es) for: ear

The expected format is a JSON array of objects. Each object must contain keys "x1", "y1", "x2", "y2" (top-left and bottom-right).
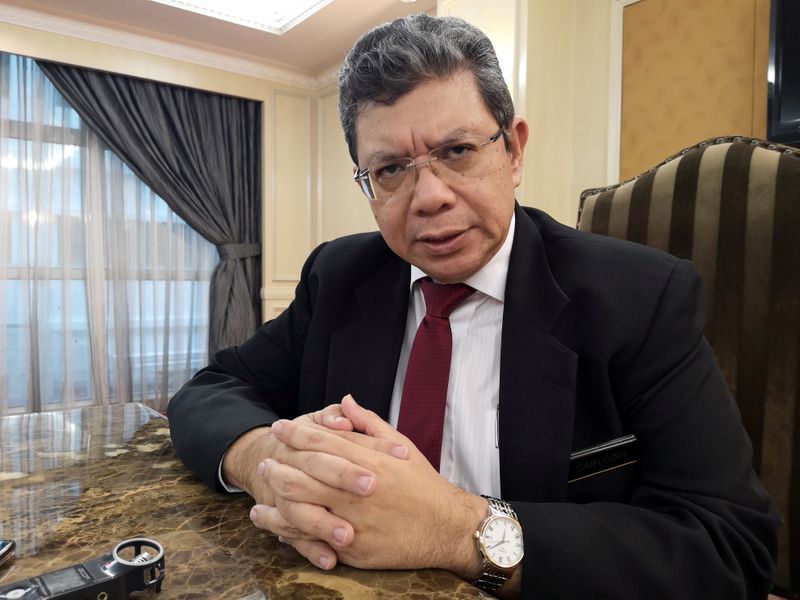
[{"x1": 507, "y1": 117, "x2": 529, "y2": 188}]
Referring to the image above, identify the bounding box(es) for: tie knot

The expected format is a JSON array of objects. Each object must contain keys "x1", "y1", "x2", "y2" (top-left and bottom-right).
[{"x1": 419, "y1": 277, "x2": 474, "y2": 319}]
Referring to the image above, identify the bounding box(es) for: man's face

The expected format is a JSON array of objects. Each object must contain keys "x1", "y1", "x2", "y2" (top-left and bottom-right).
[{"x1": 354, "y1": 70, "x2": 528, "y2": 284}]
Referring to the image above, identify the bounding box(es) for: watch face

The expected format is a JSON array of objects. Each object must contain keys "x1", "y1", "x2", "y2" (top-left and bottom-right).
[{"x1": 480, "y1": 514, "x2": 524, "y2": 568}]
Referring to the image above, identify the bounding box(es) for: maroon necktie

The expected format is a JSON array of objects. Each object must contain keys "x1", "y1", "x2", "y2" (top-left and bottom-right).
[{"x1": 398, "y1": 277, "x2": 474, "y2": 470}]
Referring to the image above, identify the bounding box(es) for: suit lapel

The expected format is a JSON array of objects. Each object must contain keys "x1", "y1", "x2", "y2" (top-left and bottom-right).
[
  {"x1": 499, "y1": 206, "x2": 578, "y2": 502},
  {"x1": 326, "y1": 257, "x2": 410, "y2": 420}
]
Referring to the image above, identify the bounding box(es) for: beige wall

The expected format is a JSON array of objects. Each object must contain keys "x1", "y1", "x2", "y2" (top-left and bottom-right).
[
  {"x1": 441, "y1": 0, "x2": 773, "y2": 221},
  {"x1": 316, "y1": 85, "x2": 377, "y2": 245},
  {"x1": 438, "y1": 0, "x2": 524, "y2": 107},
  {"x1": 620, "y1": 0, "x2": 771, "y2": 180},
  {"x1": 441, "y1": 0, "x2": 619, "y2": 226}
]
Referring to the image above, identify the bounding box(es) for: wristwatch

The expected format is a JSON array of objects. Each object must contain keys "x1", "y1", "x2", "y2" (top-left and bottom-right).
[{"x1": 472, "y1": 496, "x2": 524, "y2": 593}]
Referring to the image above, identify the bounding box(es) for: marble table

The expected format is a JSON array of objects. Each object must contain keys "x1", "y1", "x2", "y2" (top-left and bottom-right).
[{"x1": 0, "y1": 403, "x2": 485, "y2": 599}]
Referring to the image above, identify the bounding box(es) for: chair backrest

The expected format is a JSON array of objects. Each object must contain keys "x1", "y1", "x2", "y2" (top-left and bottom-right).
[{"x1": 577, "y1": 135, "x2": 799, "y2": 595}]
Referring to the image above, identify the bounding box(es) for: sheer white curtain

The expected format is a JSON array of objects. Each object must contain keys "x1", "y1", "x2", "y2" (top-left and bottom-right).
[{"x1": 0, "y1": 53, "x2": 216, "y2": 414}]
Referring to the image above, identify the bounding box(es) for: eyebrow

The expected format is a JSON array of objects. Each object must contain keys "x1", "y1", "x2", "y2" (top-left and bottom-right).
[{"x1": 364, "y1": 127, "x2": 475, "y2": 165}]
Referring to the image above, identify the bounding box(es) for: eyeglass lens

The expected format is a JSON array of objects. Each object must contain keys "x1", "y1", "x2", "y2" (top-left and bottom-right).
[{"x1": 366, "y1": 129, "x2": 503, "y2": 202}]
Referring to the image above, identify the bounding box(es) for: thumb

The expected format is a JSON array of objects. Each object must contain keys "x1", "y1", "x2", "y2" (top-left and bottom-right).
[{"x1": 341, "y1": 394, "x2": 399, "y2": 440}]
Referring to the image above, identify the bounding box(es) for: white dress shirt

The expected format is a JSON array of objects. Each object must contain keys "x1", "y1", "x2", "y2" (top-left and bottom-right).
[{"x1": 388, "y1": 214, "x2": 514, "y2": 498}]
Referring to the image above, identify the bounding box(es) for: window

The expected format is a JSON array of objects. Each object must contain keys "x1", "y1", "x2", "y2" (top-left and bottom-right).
[{"x1": 0, "y1": 53, "x2": 216, "y2": 414}]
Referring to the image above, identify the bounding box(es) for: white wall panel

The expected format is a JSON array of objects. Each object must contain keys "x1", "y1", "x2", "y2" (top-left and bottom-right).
[
  {"x1": 317, "y1": 88, "x2": 376, "y2": 242},
  {"x1": 272, "y1": 90, "x2": 312, "y2": 281}
]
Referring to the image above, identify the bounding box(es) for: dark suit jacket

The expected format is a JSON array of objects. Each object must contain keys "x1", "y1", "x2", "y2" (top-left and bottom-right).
[{"x1": 168, "y1": 205, "x2": 778, "y2": 599}]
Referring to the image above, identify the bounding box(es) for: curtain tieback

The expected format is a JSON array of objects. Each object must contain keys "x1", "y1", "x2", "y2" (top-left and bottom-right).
[{"x1": 217, "y1": 242, "x2": 261, "y2": 261}]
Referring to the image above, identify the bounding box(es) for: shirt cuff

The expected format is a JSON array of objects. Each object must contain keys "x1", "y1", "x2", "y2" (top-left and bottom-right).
[{"x1": 218, "y1": 450, "x2": 244, "y2": 493}]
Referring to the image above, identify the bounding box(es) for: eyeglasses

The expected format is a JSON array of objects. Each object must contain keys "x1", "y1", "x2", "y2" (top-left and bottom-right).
[{"x1": 353, "y1": 126, "x2": 506, "y2": 202}]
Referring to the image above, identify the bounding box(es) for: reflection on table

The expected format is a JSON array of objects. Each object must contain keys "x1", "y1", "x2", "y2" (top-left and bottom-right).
[{"x1": 0, "y1": 403, "x2": 484, "y2": 598}]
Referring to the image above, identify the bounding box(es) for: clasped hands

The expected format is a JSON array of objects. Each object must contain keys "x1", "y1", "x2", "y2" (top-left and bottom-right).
[{"x1": 224, "y1": 394, "x2": 486, "y2": 578}]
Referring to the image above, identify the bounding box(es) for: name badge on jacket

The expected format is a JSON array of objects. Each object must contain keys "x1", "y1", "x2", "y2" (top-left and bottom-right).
[{"x1": 568, "y1": 434, "x2": 638, "y2": 483}]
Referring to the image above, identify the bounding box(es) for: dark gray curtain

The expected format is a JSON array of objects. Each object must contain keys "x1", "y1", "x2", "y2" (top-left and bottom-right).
[{"x1": 36, "y1": 59, "x2": 262, "y2": 356}]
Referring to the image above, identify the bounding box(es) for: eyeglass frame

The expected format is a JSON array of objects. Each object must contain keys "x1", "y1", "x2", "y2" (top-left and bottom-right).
[{"x1": 353, "y1": 126, "x2": 507, "y2": 202}]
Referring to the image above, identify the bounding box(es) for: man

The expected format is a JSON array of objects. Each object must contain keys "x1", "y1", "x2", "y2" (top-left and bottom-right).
[{"x1": 168, "y1": 14, "x2": 779, "y2": 599}]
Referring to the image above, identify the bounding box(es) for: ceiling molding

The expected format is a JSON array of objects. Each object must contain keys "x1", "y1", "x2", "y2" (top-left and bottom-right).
[
  {"x1": 314, "y1": 63, "x2": 341, "y2": 89},
  {"x1": 148, "y1": 0, "x2": 335, "y2": 35},
  {"x1": 0, "y1": 3, "x2": 341, "y2": 90}
]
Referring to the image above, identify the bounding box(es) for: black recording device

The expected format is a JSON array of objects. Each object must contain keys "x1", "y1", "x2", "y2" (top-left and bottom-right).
[{"x1": 0, "y1": 538, "x2": 164, "y2": 600}]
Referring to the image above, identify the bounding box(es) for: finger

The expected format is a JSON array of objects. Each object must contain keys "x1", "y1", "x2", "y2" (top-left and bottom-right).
[
  {"x1": 341, "y1": 394, "x2": 403, "y2": 440},
  {"x1": 329, "y1": 429, "x2": 409, "y2": 459},
  {"x1": 250, "y1": 503, "x2": 313, "y2": 540},
  {"x1": 275, "y1": 496, "x2": 355, "y2": 549},
  {"x1": 311, "y1": 403, "x2": 354, "y2": 431},
  {"x1": 279, "y1": 536, "x2": 338, "y2": 571},
  {"x1": 250, "y1": 502, "x2": 354, "y2": 550},
  {"x1": 266, "y1": 446, "x2": 378, "y2": 496},
  {"x1": 292, "y1": 401, "x2": 408, "y2": 458},
  {"x1": 272, "y1": 418, "x2": 408, "y2": 462}
]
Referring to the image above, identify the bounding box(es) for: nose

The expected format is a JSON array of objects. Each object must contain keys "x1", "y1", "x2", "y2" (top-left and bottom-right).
[{"x1": 409, "y1": 161, "x2": 457, "y2": 213}]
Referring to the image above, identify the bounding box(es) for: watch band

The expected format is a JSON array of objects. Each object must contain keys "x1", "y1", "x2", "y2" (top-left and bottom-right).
[
  {"x1": 483, "y1": 495, "x2": 517, "y2": 518},
  {"x1": 473, "y1": 564, "x2": 514, "y2": 593},
  {"x1": 473, "y1": 496, "x2": 522, "y2": 593}
]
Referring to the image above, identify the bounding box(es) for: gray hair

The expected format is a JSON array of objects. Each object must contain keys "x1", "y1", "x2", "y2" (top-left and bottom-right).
[{"x1": 338, "y1": 13, "x2": 515, "y2": 165}]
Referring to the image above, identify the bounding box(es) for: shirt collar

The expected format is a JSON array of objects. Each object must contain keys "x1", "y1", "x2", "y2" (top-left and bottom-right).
[{"x1": 409, "y1": 212, "x2": 515, "y2": 302}]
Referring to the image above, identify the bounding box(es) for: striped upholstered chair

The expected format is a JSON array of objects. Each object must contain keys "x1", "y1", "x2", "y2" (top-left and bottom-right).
[{"x1": 577, "y1": 136, "x2": 799, "y2": 597}]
